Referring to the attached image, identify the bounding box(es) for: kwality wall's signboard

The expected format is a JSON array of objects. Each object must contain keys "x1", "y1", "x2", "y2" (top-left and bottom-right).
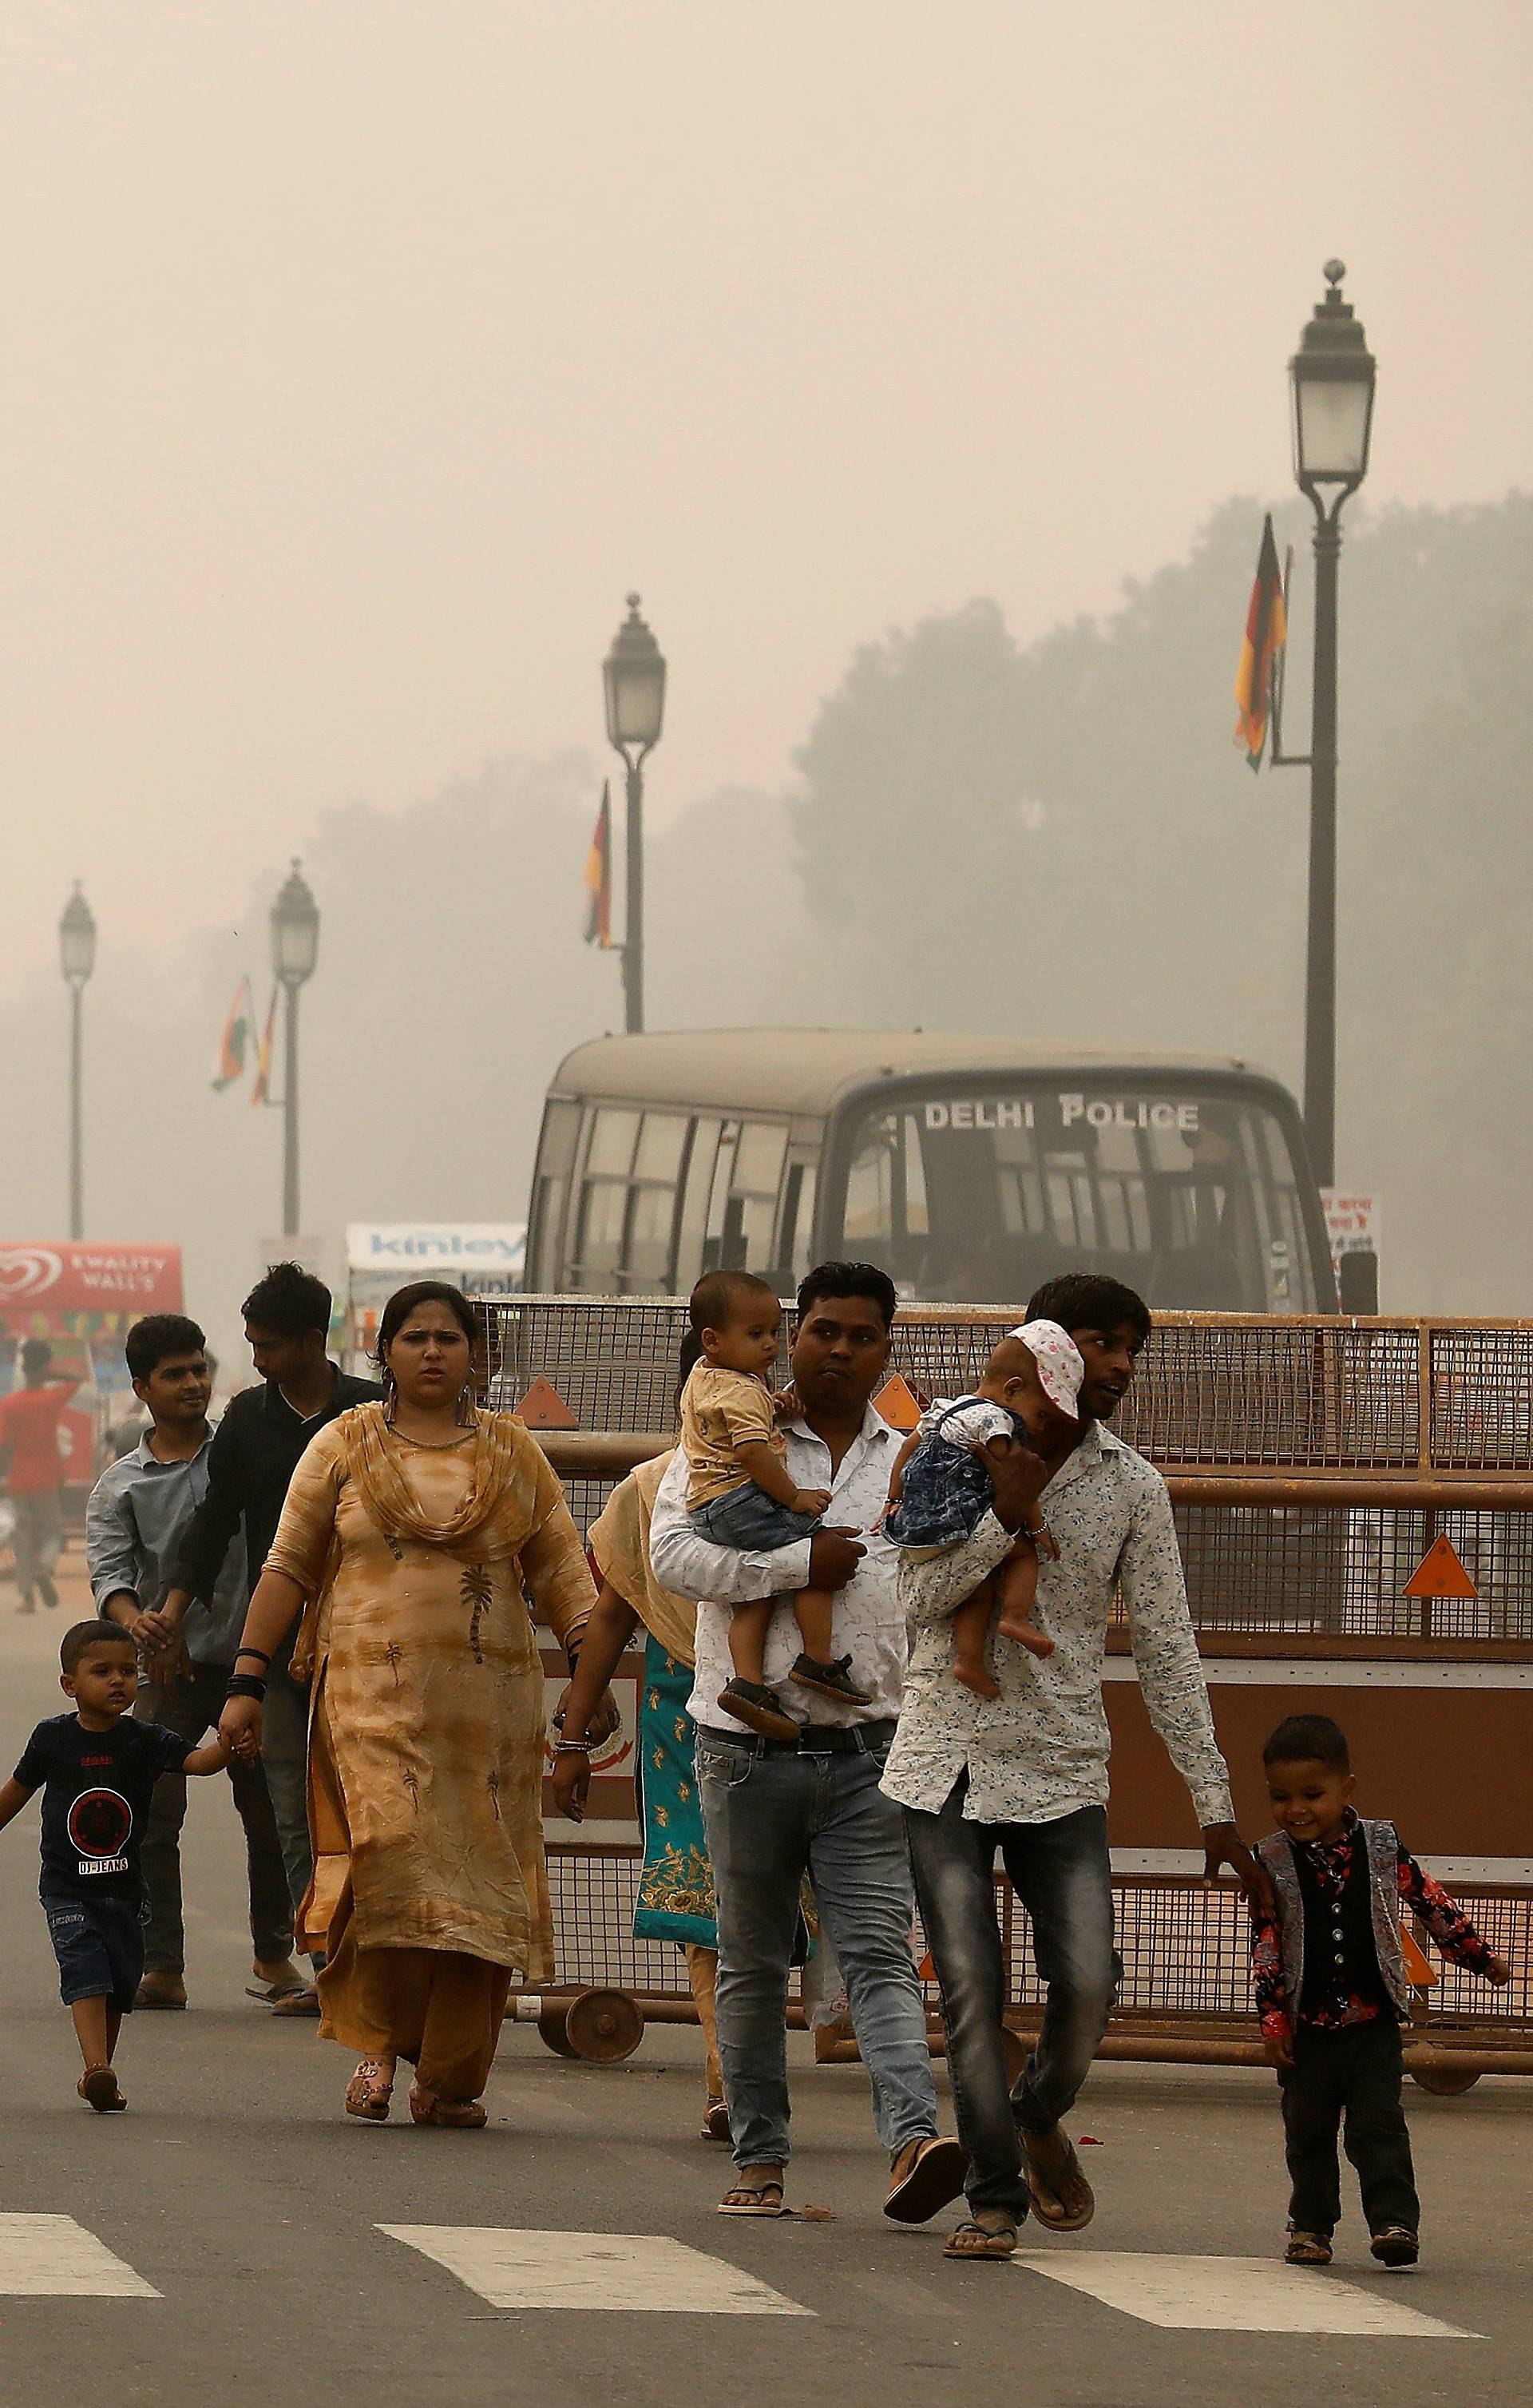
[{"x1": 0, "y1": 1243, "x2": 184, "y2": 1326}]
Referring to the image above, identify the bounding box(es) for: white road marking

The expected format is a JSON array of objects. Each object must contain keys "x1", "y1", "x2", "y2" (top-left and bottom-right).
[
  {"x1": 379, "y1": 2225, "x2": 812, "y2": 2315},
  {"x1": 1014, "y1": 2251, "x2": 1479, "y2": 2337},
  {"x1": 0, "y1": 2213, "x2": 160, "y2": 2298}
]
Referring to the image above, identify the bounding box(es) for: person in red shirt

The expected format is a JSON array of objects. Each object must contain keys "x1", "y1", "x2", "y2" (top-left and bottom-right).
[{"x1": 0, "y1": 1340, "x2": 81, "y2": 1614}]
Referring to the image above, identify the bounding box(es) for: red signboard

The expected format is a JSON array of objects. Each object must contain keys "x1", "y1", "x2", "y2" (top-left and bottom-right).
[{"x1": 0, "y1": 1243, "x2": 184, "y2": 1331}]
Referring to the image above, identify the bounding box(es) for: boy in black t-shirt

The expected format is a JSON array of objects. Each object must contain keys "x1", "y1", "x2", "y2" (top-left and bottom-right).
[{"x1": 0, "y1": 1620, "x2": 228, "y2": 2110}]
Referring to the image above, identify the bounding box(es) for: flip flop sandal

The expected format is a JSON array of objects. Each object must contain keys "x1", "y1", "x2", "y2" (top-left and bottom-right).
[
  {"x1": 1371, "y1": 2227, "x2": 1420, "y2": 2267},
  {"x1": 700, "y1": 2098, "x2": 731, "y2": 2143},
  {"x1": 884, "y1": 2135, "x2": 968, "y2": 2224},
  {"x1": 268, "y1": 1986, "x2": 322, "y2": 2017},
  {"x1": 1024, "y1": 2134, "x2": 1095, "y2": 2231},
  {"x1": 78, "y1": 2065, "x2": 126, "y2": 2112},
  {"x1": 718, "y1": 2181, "x2": 787, "y2": 2217},
  {"x1": 409, "y1": 2085, "x2": 488, "y2": 2128},
  {"x1": 943, "y1": 2218, "x2": 1018, "y2": 2260},
  {"x1": 1285, "y1": 2231, "x2": 1333, "y2": 2266},
  {"x1": 344, "y1": 2059, "x2": 394, "y2": 2121}
]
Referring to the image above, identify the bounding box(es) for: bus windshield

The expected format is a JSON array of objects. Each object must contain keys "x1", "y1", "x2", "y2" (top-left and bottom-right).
[{"x1": 831, "y1": 1079, "x2": 1321, "y2": 1311}]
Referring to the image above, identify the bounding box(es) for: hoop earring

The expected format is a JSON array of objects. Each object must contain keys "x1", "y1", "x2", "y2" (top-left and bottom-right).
[{"x1": 382, "y1": 1369, "x2": 398, "y2": 1427}]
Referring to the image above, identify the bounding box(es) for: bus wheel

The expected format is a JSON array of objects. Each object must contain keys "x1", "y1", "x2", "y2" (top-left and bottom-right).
[
  {"x1": 564, "y1": 1988, "x2": 645, "y2": 2063},
  {"x1": 1405, "y1": 2048, "x2": 1480, "y2": 2096},
  {"x1": 537, "y1": 2001, "x2": 576, "y2": 2057}
]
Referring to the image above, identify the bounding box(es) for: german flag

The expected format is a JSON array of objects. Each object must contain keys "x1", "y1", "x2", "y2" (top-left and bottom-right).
[
  {"x1": 583, "y1": 781, "x2": 613, "y2": 947},
  {"x1": 1234, "y1": 514, "x2": 1288, "y2": 770}
]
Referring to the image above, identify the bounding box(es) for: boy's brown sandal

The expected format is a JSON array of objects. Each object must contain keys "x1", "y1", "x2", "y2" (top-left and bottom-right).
[
  {"x1": 1285, "y1": 2231, "x2": 1333, "y2": 2266},
  {"x1": 78, "y1": 2065, "x2": 126, "y2": 2112}
]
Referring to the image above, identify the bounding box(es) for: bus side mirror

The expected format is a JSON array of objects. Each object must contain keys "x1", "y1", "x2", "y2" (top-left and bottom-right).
[{"x1": 1337, "y1": 1250, "x2": 1379, "y2": 1315}]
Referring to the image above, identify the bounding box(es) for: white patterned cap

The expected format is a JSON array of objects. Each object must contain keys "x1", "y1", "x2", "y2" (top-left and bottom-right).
[{"x1": 1008, "y1": 1319, "x2": 1084, "y2": 1419}]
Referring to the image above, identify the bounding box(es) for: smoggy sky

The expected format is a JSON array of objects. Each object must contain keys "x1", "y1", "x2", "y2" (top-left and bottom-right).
[{"x1": 1, "y1": 0, "x2": 1528, "y2": 994}]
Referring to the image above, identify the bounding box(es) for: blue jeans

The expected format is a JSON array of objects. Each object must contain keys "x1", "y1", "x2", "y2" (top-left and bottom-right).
[
  {"x1": 696, "y1": 1724, "x2": 938, "y2": 2172},
  {"x1": 904, "y1": 1777, "x2": 1120, "y2": 2217}
]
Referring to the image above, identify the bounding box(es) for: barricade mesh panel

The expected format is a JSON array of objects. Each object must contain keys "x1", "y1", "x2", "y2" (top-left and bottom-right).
[
  {"x1": 543, "y1": 1858, "x2": 1533, "y2": 2029},
  {"x1": 1174, "y1": 1503, "x2": 1533, "y2": 1640},
  {"x1": 478, "y1": 1298, "x2": 1533, "y2": 1474}
]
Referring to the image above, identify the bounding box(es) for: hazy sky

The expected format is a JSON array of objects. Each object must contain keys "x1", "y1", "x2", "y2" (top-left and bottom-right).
[{"x1": 2, "y1": 0, "x2": 1529, "y2": 996}]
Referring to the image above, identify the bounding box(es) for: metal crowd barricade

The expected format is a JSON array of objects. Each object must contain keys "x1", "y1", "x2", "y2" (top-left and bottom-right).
[{"x1": 485, "y1": 1301, "x2": 1533, "y2": 2082}]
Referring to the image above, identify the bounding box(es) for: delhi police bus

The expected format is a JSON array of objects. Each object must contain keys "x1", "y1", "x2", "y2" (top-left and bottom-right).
[{"x1": 525, "y1": 1029, "x2": 1337, "y2": 1312}]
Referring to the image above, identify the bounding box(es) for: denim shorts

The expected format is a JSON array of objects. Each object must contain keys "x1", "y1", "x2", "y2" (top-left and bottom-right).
[
  {"x1": 689, "y1": 1486, "x2": 822, "y2": 1552},
  {"x1": 41, "y1": 1890, "x2": 149, "y2": 2013}
]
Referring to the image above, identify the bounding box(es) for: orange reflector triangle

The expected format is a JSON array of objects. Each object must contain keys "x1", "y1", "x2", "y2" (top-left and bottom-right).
[
  {"x1": 874, "y1": 1375, "x2": 922, "y2": 1432},
  {"x1": 917, "y1": 1950, "x2": 935, "y2": 1981},
  {"x1": 516, "y1": 1375, "x2": 579, "y2": 1430},
  {"x1": 1401, "y1": 1535, "x2": 1478, "y2": 1600},
  {"x1": 1400, "y1": 1926, "x2": 1437, "y2": 1986}
]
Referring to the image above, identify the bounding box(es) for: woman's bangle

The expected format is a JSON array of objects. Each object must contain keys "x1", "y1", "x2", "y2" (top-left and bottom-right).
[
  {"x1": 235, "y1": 1645, "x2": 271, "y2": 1668},
  {"x1": 225, "y1": 1672, "x2": 267, "y2": 1702},
  {"x1": 553, "y1": 1738, "x2": 591, "y2": 1756}
]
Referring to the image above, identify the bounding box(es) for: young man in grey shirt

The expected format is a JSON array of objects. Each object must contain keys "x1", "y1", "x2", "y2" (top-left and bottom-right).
[{"x1": 86, "y1": 1314, "x2": 305, "y2": 2011}]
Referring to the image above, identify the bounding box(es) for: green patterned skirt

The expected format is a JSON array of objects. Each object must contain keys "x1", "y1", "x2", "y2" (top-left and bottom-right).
[{"x1": 632, "y1": 1632, "x2": 718, "y2": 1947}]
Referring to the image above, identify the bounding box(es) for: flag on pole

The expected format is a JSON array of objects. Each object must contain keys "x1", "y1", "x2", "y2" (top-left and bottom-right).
[
  {"x1": 1234, "y1": 513, "x2": 1288, "y2": 769},
  {"x1": 212, "y1": 978, "x2": 256, "y2": 1090},
  {"x1": 251, "y1": 986, "x2": 279, "y2": 1107},
  {"x1": 583, "y1": 782, "x2": 614, "y2": 947}
]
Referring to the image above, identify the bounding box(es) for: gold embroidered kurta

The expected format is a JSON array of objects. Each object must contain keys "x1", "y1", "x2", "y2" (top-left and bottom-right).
[{"x1": 266, "y1": 1406, "x2": 593, "y2": 1983}]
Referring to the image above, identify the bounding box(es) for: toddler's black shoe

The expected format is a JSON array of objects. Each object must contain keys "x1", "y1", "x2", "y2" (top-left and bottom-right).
[
  {"x1": 717, "y1": 1679, "x2": 800, "y2": 1744},
  {"x1": 789, "y1": 1654, "x2": 874, "y2": 1707}
]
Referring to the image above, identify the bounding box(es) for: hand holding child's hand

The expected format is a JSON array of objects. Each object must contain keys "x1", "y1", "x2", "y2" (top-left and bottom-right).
[
  {"x1": 1262, "y1": 2029, "x2": 1294, "y2": 2070},
  {"x1": 1487, "y1": 1954, "x2": 1514, "y2": 1988},
  {"x1": 794, "y1": 1487, "x2": 833, "y2": 1516}
]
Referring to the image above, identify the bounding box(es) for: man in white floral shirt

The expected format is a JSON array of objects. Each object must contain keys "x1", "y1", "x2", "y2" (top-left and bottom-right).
[{"x1": 882, "y1": 1273, "x2": 1264, "y2": 2261}]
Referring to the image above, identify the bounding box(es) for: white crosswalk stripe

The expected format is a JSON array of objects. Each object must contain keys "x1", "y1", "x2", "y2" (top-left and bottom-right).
[
  {"x1": 0, "y1": 2214, "x2": 160, "y2": 2299},
  {"x1": 1013, "y1": 2251, "x2": 1480, "y2": 2338},
  {"x1": 379, "y1": 2225, "x2": 813, "y2": 2315}
]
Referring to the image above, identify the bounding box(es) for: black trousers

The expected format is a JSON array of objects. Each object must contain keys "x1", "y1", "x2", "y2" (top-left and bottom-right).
[{"x1": 1279, "y1": 2017, "x2": 1419, "y2": 2236}]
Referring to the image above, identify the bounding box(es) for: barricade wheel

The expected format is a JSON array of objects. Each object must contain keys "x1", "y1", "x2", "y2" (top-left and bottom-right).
[
  {"x1": 1405, "y1": 2049, "x2": 1480, "y2": 2096},
  {"x1": 564, "y1": 1987, "x2": 645, "y2": 2063},
  {"x1": 537, "y1": 2001, "x2": 576, "y2": 2057}
]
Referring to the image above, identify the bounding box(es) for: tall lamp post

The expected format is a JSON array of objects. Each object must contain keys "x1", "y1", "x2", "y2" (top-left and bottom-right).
[
  {"x1": 1288, "y1": 260, "x2": 1376, "y2": 1188},
  {"x1": 603, "y1": 593, "x2": 667, "y2": 1033},
  {"x1": 270, "y1": 860, "x2": 320, "y2": 1239},
  {"x1": 58, "y1": 884, "x2": 97, "y2": 1241}
]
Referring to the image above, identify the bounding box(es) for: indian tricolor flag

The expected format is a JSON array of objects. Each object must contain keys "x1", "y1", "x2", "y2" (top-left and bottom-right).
[
  {"x1": 212, "y1": 978, "x2": 256, "y2": 1091},
  {"x1": 583, "y1": 781, "x2": 614, "y2": 948},
  {"x1": 250, "y1": 986, "x2": 279, "y2": 1107},
  {"x1": 1234, "y1": 514, "x2": 1288, "y2": 770}
]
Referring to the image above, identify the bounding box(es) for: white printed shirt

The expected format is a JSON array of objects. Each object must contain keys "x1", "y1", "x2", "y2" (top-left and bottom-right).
[
  {"x1": 881, "y1": 1418, "x2": 1235, "y2": 1829},
  {"x1": 648, "y1": 1405, "x2": 904, "y2": 1732}
]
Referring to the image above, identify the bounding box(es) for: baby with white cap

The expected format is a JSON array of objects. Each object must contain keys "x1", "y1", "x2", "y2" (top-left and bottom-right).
[{"x1": 883, "y1": 1322, "x2": 1084, "y2": 1694}]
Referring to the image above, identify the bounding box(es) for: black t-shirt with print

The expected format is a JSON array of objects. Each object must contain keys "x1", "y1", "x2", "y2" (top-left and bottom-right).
[{"x1": 14, "y1": 1714, "x2": 192, "y2": 1900}]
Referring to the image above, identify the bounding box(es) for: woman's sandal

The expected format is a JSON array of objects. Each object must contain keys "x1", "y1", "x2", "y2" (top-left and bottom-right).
[
  {"x1": 409, "y1": 2085, "x2": 488, "y2": 2128},
  {"x1": 1285, "y1": 2231, "x2": 1333, "y2": 2266},
  {"x1": 717, "y1": 2180, "x2": 787, "y2": 2217},
  {"x1": 77, "y1": 2065, "x2": 126, "y2": 2112},
  {"x1": 700, "y1": 2097, "x2": 731, "y2": 2143},
  {"x1": 1023, "y1": 2130, "x2": 1095, "y2": 2231},
  {"x1": 944, "y1": 2217, "x2": 1018, "y2": 2260},
  {"x1": 345, "y1": 2058, "x2": 394, "y2": 2121}
]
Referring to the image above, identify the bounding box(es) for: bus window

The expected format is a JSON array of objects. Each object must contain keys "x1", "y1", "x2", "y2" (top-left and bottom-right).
[
  {"x1": 673, "y1": 1116, "x2": 722, "y2": 1290},
  {"x1": 528, "y1": 1100, "x2": 581, "y2": 1288},
  {"x1": 774, "y1": 1156, "x2": 819, "y2": 1289},
  {"x1": 568, "y1": 1107, "x2": 687, "y2": 1291},
  {"x1": 623, "y1": 1113, "x2": 689, "y2": 1287},
  {"x1": 702, "y1": 1119, "x2": 786, "y2": 1275},
  {"x1": 826, "y1": 1085, "x2": 1321, "y2": 1311}
]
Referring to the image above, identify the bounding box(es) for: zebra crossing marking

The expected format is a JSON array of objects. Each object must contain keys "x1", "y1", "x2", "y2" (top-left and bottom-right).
[
  {"x1": 1013, "y1": 2251, "x2": 1480, "y2": 2337},
  {"x1": 0, "y1": 2213, "x2": 160, "y2": 2298},
  {"x1": 378, "y1": 2224, "x2": 813, "y2": 2315}
]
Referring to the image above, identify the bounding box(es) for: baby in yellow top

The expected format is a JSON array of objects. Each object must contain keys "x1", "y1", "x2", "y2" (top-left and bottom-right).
[{"x1": 680, "y1": 1269, "x2": 873, "y2": 1743}]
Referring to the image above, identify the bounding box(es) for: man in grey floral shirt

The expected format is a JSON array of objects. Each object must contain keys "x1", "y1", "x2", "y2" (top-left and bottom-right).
[{"x1": 882, "y1": 1273, "x2": 1263, "y2": 2260}]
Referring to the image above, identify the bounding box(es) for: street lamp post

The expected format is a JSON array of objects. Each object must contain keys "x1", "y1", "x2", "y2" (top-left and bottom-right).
[
  {"x1": 1289, "y1": 260, "x2": 1376, "y2": 1188},
  {"x1": 270, "y1": 860, "x2": 320, "y2": 1239},
  {"x1": 58, "y1": 884, "x2": 97, "y2": 1241},
  {"x1": 603, "y1": 594, "x2": 667, "y2": 1033}
]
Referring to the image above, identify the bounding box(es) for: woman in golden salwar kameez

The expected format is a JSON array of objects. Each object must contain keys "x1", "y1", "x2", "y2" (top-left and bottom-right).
[{"x1": 220, "y1": 1281, "x2": 594, "y2": 2126}]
